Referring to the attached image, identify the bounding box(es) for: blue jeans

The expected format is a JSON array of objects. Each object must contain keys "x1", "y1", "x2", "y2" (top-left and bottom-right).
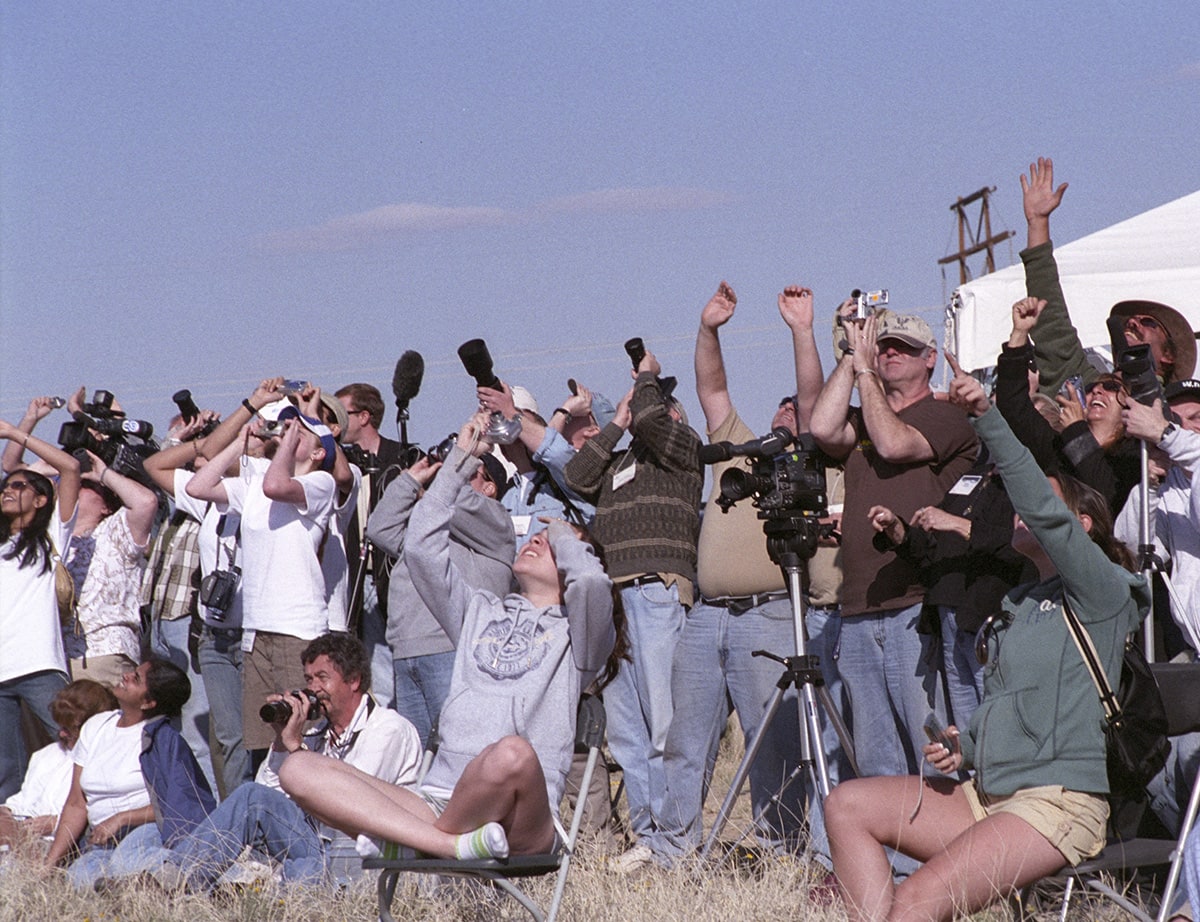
[
  {"x1": 197, "y1": 625, "x2": 251, "y2": 798},
  {"x1": 151, "y1": 616, "x2": 216, "y2": 796},
  {"x1": 67, "y1": 822, "x2": 168, "y2": 889},
  {"x1": 838, "y1": 603, "x2": 945, "y2": 779},
  {"x1": 0, "y1": 669, "x2": 69, "y2": 800},
  {"x1": 653, "y1": 596, "x2": 804, "y2": 860},
  {"x1": 168, "y1": 782, "x2": 326, "y2": 889},
  {"x1": 393, "y1": 651, "x2": 455, "y2": 751},
  {"x1": 805, "y1": 604, "x2": 847, "y2": 866},
  {"x1": 938, "y1": 606, "x2": 983, "y2": 729},
  {"x1": 1148, "y1": 730, "x2": 1200, "y2": 836},
  {"x1": 361, "y1": 579, "x2": 394, "y2": 709},
  {"x1": 604, "y1": 580, "x2": 686, "y2": 842}
]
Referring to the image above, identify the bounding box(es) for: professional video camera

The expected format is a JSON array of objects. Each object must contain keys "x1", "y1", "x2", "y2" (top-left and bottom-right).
[
  {"x1": 699, "y1": 427, "x2": 831, "y2": 563},
  {"x1": 57, "y1": 389, "x2": 158, "y2": 482}
]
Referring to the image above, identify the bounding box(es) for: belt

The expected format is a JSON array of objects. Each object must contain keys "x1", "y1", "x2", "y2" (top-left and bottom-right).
[
  {"x1": 625, "y1": 574, "x2": 664, "y2": 588},
  {"x1": 700, "y1": 589, "x2": 790, "y2": 615}
]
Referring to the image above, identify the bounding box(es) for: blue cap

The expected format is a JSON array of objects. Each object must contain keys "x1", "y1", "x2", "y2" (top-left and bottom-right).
[{"x1": 277, "y1": 405, "x2": 337, "y2": 472}]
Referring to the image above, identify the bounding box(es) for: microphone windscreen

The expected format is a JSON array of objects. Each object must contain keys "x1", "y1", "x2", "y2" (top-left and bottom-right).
[{"x1": 392, "y1": 351, "x2": 425, "y2": 404}]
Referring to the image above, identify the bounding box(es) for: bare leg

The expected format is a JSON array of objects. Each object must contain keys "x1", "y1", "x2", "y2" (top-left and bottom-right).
[
  {"x1": 826, "y1": 775, "x2": 977, "y2": 922},
  {"x1": 436, "y1": 736, "x2": 556, "y2": 855},
  {"x1": 889, "y1": 812, "x2": 1067, "y2": 921}
]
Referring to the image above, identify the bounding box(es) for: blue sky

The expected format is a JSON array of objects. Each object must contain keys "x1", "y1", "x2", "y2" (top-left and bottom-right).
[{"x1": 3, "y1": 2, "x2": 1197, "y2": 447}]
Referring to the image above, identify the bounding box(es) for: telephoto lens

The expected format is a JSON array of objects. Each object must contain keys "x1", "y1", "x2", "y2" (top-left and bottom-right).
[{"x1": 259, "y1": 688, "x2": 322, "y2": 724}]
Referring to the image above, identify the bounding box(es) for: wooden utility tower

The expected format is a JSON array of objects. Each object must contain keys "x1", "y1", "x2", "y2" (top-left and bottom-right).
[{"x1": 938, "y1": 186, "x2": 1014, "y2": 285}]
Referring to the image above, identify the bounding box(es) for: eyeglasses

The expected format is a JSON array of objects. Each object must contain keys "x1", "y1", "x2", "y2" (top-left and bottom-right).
[
  {"x1": 1126, "y1": 314, "x2": 1162, "y2": 331},
  {"x1": 1, "y1": 480, "x2": 32, "y2": 495},
  {"x1": 1085, "y1": 380, "x2": 1123, "y2": 395},
  {"x1": 974, "y1": 611, "x2": 1011, "y2": 666}
]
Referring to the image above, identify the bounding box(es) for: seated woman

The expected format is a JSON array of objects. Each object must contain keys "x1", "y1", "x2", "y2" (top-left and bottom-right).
[
  {"x1": 43, "y1": 658, "x2": 198, "y2": 888},
  {"x1": 0, "y1": 680, "x2": 116, "y2": 848},
  {"x1": 280, "y1": 411, "x2": 616, "y2": 860},
  {"x1": 825, "y1": 366, "x2": 1149, "y2": 922}
]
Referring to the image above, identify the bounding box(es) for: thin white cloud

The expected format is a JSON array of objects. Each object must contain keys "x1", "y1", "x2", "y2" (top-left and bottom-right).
[
  {"x1": 256, "y1": 203, "x2": 512, "y2": 252},
  {"x1": 1169, "y1": 61, "x2": 1200, "y2": 81},
  {"x1": 255, "y1": 186, "x2": 730, "y2": 253},
  {"x1": 538, "y1": 186, "x2": 733, "y2": 214}
]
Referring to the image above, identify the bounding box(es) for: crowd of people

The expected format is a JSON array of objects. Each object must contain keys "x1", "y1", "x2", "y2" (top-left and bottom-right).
[{"x1": 1, "y1": 155, "x2": 1199, "y2": 921}]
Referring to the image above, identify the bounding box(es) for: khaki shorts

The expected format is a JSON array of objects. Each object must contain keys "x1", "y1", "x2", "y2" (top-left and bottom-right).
[
  {"x1": 242, "y1": 632, "x2": 311, "y2": 751},
  {"x1": 70, "y1": 653, "x2": 138, "y2": 689},
  {"x1": 962, "y1": 779, "x2": 1108, "y2": 866}
]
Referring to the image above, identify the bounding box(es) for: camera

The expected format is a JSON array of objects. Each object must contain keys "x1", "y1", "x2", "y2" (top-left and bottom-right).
[
  {"x1": 172, "y1": 389, "x2": 218, "y2": 439},
  {"x1": 425, "y1": 433, "x2": 459, "y2": 464},
  {"x1": 57, "y1": 389, "x2": 158, "y2": 484},
  {"x1": 851, "y1": 288, "x2": 889, "y2": 320},
  {"x1": 259, "y1": 688, "x2": 322, "y2": 724},
  {"x1": 1106, "y1": 315, "x2": 1166, "y2": 413},
  {"x1": 198, "y1": 568, "x2": 240, "y2": 620},
  {"x1": 625, "y1": 337, "x2": 646, "y2": 368},
  {"x1": 456, "y1": 339, "x2": 522, "y2": 445}
]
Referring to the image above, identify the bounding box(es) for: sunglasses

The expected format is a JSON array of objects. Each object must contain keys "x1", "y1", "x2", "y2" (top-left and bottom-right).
[
  {"x1": 1085, "y1": 380, "x2": 1123, "y2": 395},
  {"x1": 974, "y1": 611, "x2": 1012, "y2": 666},
  {"x1": 1, "y1": 480, "x2": 33, "y2": 495},
  {"x1": 1127, "y1": 314, "x2": 1162, "y2": 331}
]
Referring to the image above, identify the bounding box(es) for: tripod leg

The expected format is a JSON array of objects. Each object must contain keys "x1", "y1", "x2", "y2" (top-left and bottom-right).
[
  {"x1": 700, "y1": 686, "x2": 786, "y2": 859},
  {"x1": 816, "y1": 684, "x2": 860, "y2": 779}
]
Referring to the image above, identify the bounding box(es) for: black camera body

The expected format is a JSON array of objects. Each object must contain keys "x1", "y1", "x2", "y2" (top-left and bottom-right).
[
  {"x1": 259, "y1": 688, "x2": 322, "y2": 724},
  {"x1": 198, "y1": 568, "x2": 240, "y2": 620},
  {"x1": 58, "y1": 389, "x2": 158, "y2": 484},
  {"x1": 720, "y1": 447, "x2": 828, "y2": 517}
]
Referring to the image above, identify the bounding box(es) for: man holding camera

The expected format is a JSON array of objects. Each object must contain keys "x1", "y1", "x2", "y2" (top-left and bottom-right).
[
  {"x1": 810, "y1": 307, "x2": 976, "y2": 786},
  {"x1": 565, "y1": 346, "x2": 703, "y2": 865},
  {"x1": 161, "y1": 633, "x2": 420, "y2": 890}
]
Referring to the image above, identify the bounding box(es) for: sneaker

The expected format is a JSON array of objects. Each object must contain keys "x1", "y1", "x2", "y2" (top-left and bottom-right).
[{"x1": 610, "y1": 843, "x2": 656, "y2": 874}]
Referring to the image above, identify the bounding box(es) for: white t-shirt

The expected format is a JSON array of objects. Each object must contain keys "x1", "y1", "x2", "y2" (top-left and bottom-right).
[
  {"x1": 74, "y1": 710, "x2": 149, "y2": 828},
  {"x1": 0, "y1": 503, "x2": 74, "y2": 682},
  {"x1": 222, "y1": 461, "x2": 336, "y2": 639},
  {"x1": 4, "y1": 741, "x2": 75, "y2": 819},
  {"x1": 321, "y1": 465, "x2": 361, "y2": 634}
]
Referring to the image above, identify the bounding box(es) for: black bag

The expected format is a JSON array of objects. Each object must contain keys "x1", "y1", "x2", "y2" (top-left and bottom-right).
[{"x1": 1062, "y1": 600, "x2": 1170, "y2": 797}]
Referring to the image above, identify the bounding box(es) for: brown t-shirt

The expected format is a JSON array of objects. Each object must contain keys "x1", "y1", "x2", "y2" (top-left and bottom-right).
[
  {"x1": 697, "y1": 409, "x2": 844, "y2": 604},
  {"x1": 839, "y1": 394, "x2": 977, "y2": 617}
]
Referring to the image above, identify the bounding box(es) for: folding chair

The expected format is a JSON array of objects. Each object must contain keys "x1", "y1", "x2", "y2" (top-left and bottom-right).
[
  {"x1": 363, "y1": 695, "x2": 607, "y2": 922},
  {"x1": 1016, "y1": 663, "x2": 1200, "y2": 922}
]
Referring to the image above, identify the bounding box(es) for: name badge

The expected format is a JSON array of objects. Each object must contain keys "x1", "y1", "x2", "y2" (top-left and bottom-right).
[
  {"x1": 511, "y1": 514, "x2": 532, "y2": 537},
  {"x1": 612, "y1": 462, "x2": 636, "y2": 491},
  {"x1": 948, "y1": 474, "x2": 982, "y2": 496}
]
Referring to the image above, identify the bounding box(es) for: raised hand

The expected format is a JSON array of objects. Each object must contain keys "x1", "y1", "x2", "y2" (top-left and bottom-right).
[
  {"x1": 1010, "y1": 296, "x2": 1047, "y2": 344},
  {"x1": 778, "y1": 285, "x2": 814, "y2": 330},
  {"x1": 1020, "y1": 157, "x2": 1068, "y2": 223},
  {"x1": 700, "y1": 281, "x2": 738, "y2": 330},
  {"x1": 946, "y1": 351, "x2": 990, "y2": 417}
]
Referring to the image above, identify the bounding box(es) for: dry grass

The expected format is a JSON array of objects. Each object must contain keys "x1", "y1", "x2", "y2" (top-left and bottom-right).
[{"x1": 0, "y1": 720, "x2": 1151, "y2": 921}]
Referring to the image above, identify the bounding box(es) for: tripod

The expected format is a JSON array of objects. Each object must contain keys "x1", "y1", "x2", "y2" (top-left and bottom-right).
[{"x1": 700, "y1": 515, "x2": 858, "y2": 858}]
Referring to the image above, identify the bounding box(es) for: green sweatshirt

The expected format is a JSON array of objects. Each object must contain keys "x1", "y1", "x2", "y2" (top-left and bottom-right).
[{"x1": 960, "y1": 407, "x2": 1150, "y2": 797}]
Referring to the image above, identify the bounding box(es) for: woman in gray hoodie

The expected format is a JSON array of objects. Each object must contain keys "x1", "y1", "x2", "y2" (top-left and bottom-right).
[{"x1": 281, "y1": 411, "x2": 616, "y2": 861}]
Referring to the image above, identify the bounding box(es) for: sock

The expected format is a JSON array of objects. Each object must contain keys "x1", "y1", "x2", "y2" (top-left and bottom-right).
[{"x1": 454, "y1": 822, "x2": 509, "y2": 860}]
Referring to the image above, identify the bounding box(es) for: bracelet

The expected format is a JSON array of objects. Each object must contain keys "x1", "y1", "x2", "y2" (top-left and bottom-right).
[
  {"x1": 21, "y1": 433, "x2": 30, "y2": 448},
  {"x1": 242, "y1": 398, "x2": 257, "y2": 416},
  {"x1": 855, "y1": 368, "x2": 879, "y2": 380},
  {"x1": 552, "y1": 407, "x2": 570, "y2": 418},
  {"x1": 100, "y1": 470, "x2": 109, "y2": 488}
]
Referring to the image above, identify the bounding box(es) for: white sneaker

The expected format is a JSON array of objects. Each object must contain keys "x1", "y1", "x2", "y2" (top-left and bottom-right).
[{"x1": 610, "y1": 843, "x2": 656, "y2": 874}]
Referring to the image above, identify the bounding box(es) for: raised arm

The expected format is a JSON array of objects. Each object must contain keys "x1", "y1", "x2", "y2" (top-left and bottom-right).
[
  {"x1": 851, "y1": 315, "x2": 934, "y2": 463},
  {"x1": 364, "y1": 459, "x2": 440, "y2": 556},
  {"x1": 143, "y1": 412, "x2": 219, "y2": 496},
  {"x1": 81, "y1": 450, "x2": 159, "y2": 546},
  {"x1": 777, "y1": 285, "x2": 824, "y2": 431},
  {"x1": 546, "y1": 520, "x2": 615, "y2": 678},
  {"x1": 195, "y1": 377, "x2": 284, "y2": 461},
  {"x1": 693, "y1": 281, "x2": 738, "y2": 432},
  {"x1": 627, "y1": 354, "x2": 700, "y2": 471},
  {"x1": 0, "y1": 417, "x2": 81, "y2": 519},
  {"x1": 2, "y1": 397, "x2": 59, "y2": 474},
  {"x1": 185, "y1": 428, "x2": 247, "y2": 505},
  {"x1": 564, "y1": 391, "x2": 630, "y2": 496}
]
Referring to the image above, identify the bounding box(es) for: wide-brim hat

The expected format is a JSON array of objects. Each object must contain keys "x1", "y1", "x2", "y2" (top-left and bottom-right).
[{"x1": 1110, "y1": 300, "x2": 1196, "y2": 384}]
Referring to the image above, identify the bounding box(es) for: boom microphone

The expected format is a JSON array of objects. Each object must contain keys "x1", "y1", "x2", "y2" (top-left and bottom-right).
[
  {"x1": 698, "y1": 426, "x2": 794, "y2": 465},
  {"x1": 392, "y1": 351, "x2": 425, "y2": 419}
]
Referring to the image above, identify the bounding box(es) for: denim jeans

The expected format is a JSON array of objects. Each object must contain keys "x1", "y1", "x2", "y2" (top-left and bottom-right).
[
  {"x1": 67, "y1": 822, "x2": 168, "y2": 889},
  {"x1": 197, "y1": 624, "x2": 251, "y2": 798},
  {"x1": 938, "y1": 605, "x2": 983, "y2": 729},
  {"x1": 151, "y1": 616, "x2": 216, "y2": 795},
  {"x1": 168, "y1": 781, "x2": 325, "y2": 890},
  {"x1": 393, "y1": 651, "x2": 455, "y2": 751},
  {"x1": 1148, "y1": 730, "x2": 1200, "y2": 836},
  {"x1": 804, "y1": 603, "x2": 846, "y2": 866},
  {"x1": 838, "y1": 602, "x2": 945, "y2": 779},
  {"x1": 360, "y1": 577, "x2": 395, "y2": 709},
  {"x1": 0, "y1": 669, "x2": 69, "y2": 800},
  {"x1": 652, "y1": 596, "x2": 804, "y2": 860},
  {"x1": 604, "y1": 580, "x2": 686, "y2": 842}
]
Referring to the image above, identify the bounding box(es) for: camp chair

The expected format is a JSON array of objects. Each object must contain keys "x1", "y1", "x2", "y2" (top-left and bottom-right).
[
  {"x1": 363, "y1": 695, "x2": 607, "y2": 922},
  {"x1": 1016, "y1": 662, "x2": 1200, "y2": 922}
]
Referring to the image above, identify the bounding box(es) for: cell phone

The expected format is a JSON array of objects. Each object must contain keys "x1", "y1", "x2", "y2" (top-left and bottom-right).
[
  {"x1": 923, "y1": 712, "x2": 956, "y2": 752},
  {"x1": 1060, "y1": 374, "x2": 1086, "y2": 411}
]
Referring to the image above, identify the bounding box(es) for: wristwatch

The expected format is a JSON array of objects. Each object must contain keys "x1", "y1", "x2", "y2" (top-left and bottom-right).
[{"x1": 1159, "y1": 422, "x2": 1177, "y2": 445}]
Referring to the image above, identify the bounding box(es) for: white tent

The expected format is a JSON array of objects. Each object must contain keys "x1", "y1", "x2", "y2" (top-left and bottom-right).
[{"x1": 948, "y1": 190, "x2": 1200, "y2": 373}]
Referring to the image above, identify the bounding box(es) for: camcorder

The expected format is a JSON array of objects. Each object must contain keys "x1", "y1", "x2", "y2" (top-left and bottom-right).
[
  {"x1": 57, "y1": 389, "x2": 158, "y2": 484},
  {"x1": 1107, "y1": 315, "x2": 1167, "y2": 413},
  {"x1": 700, "y1": 428, "x2": 833, "y2": 563},
  {"x1": 259, "y1": 688, "x2": 322, "y2": 724},
  {"x1": 198, "y1": 567, "x2": 240, "y2": 620},
  {"x1": 851, "y1": 288, "x2": 889, "y2": 320}
]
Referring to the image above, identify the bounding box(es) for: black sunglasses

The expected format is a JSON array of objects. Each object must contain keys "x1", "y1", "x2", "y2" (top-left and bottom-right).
[{"x1": 974, "y1": 611, "x2": 1012, "y2": 666}]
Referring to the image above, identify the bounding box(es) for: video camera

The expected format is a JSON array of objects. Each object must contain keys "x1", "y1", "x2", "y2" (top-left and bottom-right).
[
  {"x1": 1107, "y1": 316, "x2": 1169, "y2": 416},
  {"x1": 57, "y1": 389, "x2": 158, "y2": 483}
]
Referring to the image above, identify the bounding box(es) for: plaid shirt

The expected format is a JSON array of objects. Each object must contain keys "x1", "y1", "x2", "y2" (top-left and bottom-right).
[{"x1": 141, "y1": 512, "x2": 202, "y2": 622}]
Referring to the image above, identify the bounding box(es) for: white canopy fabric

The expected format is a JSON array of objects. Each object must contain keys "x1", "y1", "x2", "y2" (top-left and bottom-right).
[{"x1": 948, "y1": 190, "x2": 1200, "y2": 373}]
